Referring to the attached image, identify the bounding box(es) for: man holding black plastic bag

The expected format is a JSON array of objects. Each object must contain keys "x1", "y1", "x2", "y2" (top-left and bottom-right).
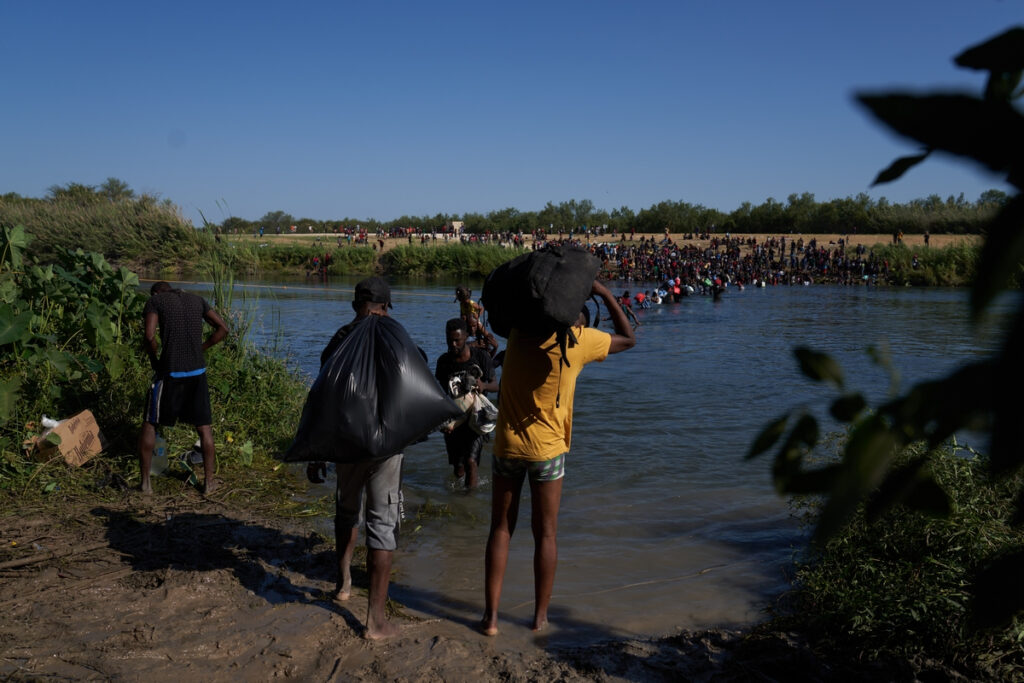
[
  {"x1": 299, "y1": 277, "x2": 460, "y2": 640},
  {"x1": 435, "y1": 318, "x2": 498, "y2": 489}
]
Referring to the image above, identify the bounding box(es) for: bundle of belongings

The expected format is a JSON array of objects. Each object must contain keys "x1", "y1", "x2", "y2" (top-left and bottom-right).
[
  {"x1": 440, "y1": 363, "x2": 498, "y2": 435},
  {"x1": 481, "y1": 244, "x2": 602, "y2": 366},
  {"x1": 284, "y1": 315, "x2": 462, "y2": 463}
]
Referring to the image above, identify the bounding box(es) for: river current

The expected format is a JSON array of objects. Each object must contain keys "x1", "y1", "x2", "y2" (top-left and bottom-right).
[{"x1": 218, "y1": 277, "x2": 1007, "y2": 645}]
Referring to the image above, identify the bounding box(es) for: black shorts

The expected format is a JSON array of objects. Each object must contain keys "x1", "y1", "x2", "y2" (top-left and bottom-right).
[
  {"x1": 143, "y1": 373, "x2": 212, "y2": 427},
  {"x1": 443, "y1": 423, "x2": 484, "y2": 467}
]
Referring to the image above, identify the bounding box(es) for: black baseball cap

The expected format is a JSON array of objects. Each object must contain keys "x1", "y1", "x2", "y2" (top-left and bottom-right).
[{"x1": 353, "y1": 276, "x2": 393, "y2": 308}]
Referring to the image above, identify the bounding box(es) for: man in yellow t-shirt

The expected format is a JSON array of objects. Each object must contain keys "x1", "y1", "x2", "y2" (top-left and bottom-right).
[{"x1": 481, "y1": 279, "x2": 636, "y2": 636}]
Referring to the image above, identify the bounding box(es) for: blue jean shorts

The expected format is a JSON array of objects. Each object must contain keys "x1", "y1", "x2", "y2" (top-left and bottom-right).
[{"x1": 492, "y1": 452, "x2": 566, "y2": 482}]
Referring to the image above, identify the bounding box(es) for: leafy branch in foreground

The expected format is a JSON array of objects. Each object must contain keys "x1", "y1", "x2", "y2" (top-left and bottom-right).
[{"x1": 750, "y1": 26, "x2": 1024, "y2": 627}]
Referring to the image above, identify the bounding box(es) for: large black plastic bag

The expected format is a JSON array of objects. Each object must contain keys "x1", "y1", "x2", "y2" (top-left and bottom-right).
[{"x1": 284, "y1": 316, "x2": 462, "y2": 463}]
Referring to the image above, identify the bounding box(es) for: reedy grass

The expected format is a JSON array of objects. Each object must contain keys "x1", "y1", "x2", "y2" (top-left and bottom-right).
[
  {"x1": 870, "y1": 243, "x2": 983, "y2": 287},
  {"x1": 0, "y1": 195, "x2": 206, "y2": 271}
]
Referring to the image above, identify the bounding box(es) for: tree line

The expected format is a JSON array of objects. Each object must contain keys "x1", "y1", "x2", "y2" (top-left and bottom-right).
[
  {"x1": 2, "y1": 180, "x2": 1010, "y2": 240},
  {"x1": 228, "y1": 191, "x2": 1009, "y2": 237}
]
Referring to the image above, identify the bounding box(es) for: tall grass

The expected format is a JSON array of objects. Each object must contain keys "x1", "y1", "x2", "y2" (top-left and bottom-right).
[
  {"x1": 0, "y1": 195, "x2": 207, "y2": 271},
  {"x1": 870, "y1": 243, "x2": 981, "y2": 286}
]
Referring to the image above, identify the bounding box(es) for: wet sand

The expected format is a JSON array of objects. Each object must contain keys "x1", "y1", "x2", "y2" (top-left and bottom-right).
[{"x1": 0, "y1": 493, "x2": 918, "y2": 681}]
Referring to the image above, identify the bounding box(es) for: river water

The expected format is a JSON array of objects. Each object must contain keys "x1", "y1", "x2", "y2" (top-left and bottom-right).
[{"x1": 218, "y1": 277, "x2": 1007, "y2": 645}]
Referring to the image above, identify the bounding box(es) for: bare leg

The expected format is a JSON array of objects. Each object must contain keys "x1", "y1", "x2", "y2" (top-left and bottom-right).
[
  {"x1": 365, "y1": 549, "x2": 399, "y2": 639},
  {"x1": 465, "y1": 457, "x2": 479, "y2": 489},
  {"x1": 481, "y1": 471, "x2": 525, "y2": 635},
  {"x1": 137, "y1": 422, "x2": 156, "y2": 494},
  {"x1": 529, "y1": 476, "x2": 563, "y2": 632},
  {"x1": 197, "y1": 425, "x2": 217, "y2": 494},
  {"x1": 336, "y1": 526, "x2": 358, "y2": 600}
]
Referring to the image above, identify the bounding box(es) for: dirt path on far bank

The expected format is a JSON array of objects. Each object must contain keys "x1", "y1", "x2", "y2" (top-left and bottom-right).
[
  {"x1": 227, "y1": 231, "x2": 978, "y2": 256},
  {"x1": 0, "y1": 494, "x2": 915, "y2": 681}
]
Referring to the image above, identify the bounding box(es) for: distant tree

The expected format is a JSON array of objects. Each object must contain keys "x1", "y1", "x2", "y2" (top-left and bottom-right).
[
  {"x1": 221, "y1": 216, "x2": 251, "y2": 234},
  {"x1": 0, "y1": 192, "x2": 27, "y2": 205},
  {"x1": 259, "y1": 211, "x2": 294, "y2": 232},
  {"x1": 98, "y1": 177, "x2": 135, "y2": 203},
  {"x1": 46, "y1": 182, "x2": 100, "y2": 206},
  {"x1": 609, "y1": 205, "x2": 636, "y2": 232},
  {"x1": 980, "y1": 188, "x2": 1010, "y2": 207}
]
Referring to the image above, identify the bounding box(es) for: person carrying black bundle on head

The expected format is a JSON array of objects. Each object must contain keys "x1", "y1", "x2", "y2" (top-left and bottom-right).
[{"x1": 480, "y1": 279, "x2": 635, "y2": 636}]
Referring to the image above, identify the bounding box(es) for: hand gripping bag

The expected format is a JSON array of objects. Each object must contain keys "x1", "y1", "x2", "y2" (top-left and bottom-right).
[{"x1": 284, "y1": 316, "x2": 462, "y2": 463}]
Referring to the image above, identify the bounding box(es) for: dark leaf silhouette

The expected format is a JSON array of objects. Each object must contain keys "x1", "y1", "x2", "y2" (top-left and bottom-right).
[
  {"x1": 795, "y1": 347, "x2": 844, "y2": 387},
  {"x1": 871, "y1": 152, "x2": 930, "y2": 186},
  {"x1": 857, "y1": 95, "x2": 1024, "y2": 179},
  {"x1": 747, "y1": 413, "x2": 790, "y2": 460}
]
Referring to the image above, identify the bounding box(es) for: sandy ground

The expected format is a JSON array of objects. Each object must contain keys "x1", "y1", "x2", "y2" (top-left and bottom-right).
[
  {"x1": 228, "y1": 231, "x2": 977, "y2": 256},
  {"x1": 0, "y1": 490, "x2": 956, "y2": 681}
]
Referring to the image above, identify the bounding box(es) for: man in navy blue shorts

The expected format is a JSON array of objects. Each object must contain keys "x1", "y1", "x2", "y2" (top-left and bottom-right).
[{"x1": 139, "y1": 281, "x2": 228, "y2": 495}]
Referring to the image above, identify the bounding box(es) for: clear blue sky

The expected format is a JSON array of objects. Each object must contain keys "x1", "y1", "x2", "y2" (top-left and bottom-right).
[{"x1": 2, "y1": 1, "x2": 1019, "y2": 226}]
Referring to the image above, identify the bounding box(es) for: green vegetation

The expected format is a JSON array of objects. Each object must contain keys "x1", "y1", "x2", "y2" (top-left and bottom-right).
[
  {"x1": 213, "y1": 193, "x2": 1006, "y2": 237},
  {"x1": 749, "y1": 24, "x2": 1024, "y2": 675},
  {"x1": 779, "y1": 443, "x2": 1024, "y2": 679},
  {"x1": 871, "y1": 242, "x2": 982, "y2": 287},
  {"x1": 381, "y1": 243, "x2": 528, "y2": 278},
  {"x1": 0, "y1": 224, "x2": 321, "y2": 518}
]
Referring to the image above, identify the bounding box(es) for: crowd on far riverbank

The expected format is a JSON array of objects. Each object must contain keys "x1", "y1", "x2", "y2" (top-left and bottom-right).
[
  {"x1": 535, "y1": 234, "x2": 894, "y2": 288},
  {"x1": 234, "y1": 227, "x2": 975, "y2": 288}
]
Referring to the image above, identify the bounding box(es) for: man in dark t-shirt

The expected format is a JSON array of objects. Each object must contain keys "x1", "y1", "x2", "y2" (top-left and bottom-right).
[
  {"x1": 139, "y1": 281, "x2": 228, "y2": 495},
  {"x1": 435, "y1": 318, "x2": 498, "y2": 488}
]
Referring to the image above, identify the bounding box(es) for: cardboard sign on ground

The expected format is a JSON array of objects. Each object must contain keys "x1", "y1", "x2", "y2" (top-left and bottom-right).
[{"x1": 35, "y1": 410, "x2": 105, "y2": 467}]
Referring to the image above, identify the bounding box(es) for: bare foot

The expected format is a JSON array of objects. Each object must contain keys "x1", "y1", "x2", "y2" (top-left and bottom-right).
[
  {"x1": 139, "y1": 480, "x2": 152, "y2": 495},
  {"x1": 202, "y1": 478, "x2": 220, "y2": 495},
  {"x1": 479, "y1": 618, "x2": 499, "y2": 636},
  {"x1": 531, "y1": 617, "x2": 548, "y2": 632},
  {"x1": 333, "y1": 586, "x2": 351, "y2": 602},
  {"x1": 364, "y1": 619, "x2": 401, "y2": 640}
]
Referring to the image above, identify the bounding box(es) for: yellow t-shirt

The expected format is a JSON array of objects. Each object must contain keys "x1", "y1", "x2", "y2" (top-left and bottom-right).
[{"x1": 494, "y1": 326, "x2": 611, "y2": 461}]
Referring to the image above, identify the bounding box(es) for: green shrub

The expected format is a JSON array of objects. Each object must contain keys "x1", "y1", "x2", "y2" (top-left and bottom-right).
[
  {"x1": 381, "y1": 243, "x2": 527, "y2": 277},
  {"x1": 0, "y1": 194, "x2": 211, "y2": 271},
  {"x1": 783, "y1": 443, "x2": 1024, "y2": 678},
  {"x1": 0, "y1": 224, "x2": 312, "y2": 513},
  {"x1": 870, "y1": 243, "x2": 979, "y2": 286}
]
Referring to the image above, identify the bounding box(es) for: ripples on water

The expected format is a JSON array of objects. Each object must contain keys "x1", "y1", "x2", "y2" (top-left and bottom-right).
[{"x1": 224, "y1": 278, "x2": 1010, "y2": 644}]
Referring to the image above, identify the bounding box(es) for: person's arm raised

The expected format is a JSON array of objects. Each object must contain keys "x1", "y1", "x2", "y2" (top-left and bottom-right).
[{"x1": 591, "y1": 280, "x2": 636, "y2": 354}]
